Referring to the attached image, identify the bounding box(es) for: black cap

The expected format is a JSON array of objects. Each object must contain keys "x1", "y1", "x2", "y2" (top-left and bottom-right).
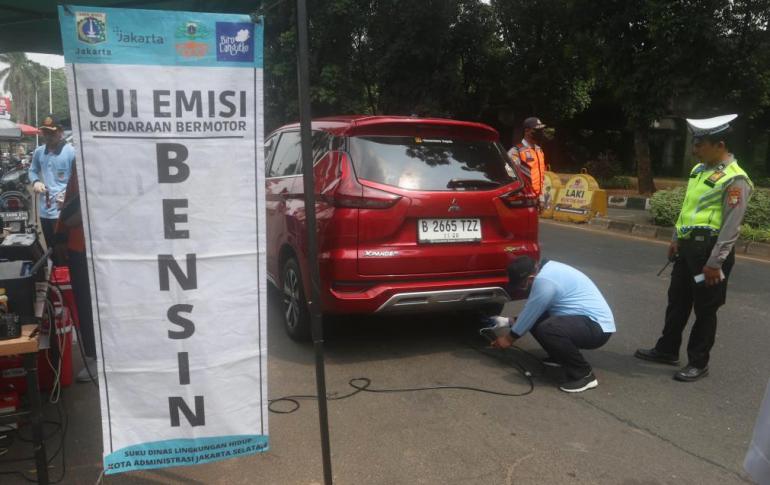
[
  {"x1": 39, "y1": 114, "x2": 62, "y2": 131},
  {"x1": 507, "y1": 256, "x2": 536, "y2": 287},
  {"x1": 523, "y1": 117, "x2": 545, "y2": 130}
]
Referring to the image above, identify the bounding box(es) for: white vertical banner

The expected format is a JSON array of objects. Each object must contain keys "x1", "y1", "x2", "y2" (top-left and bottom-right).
[{"x1": 58, "y1": 5, "x2": 267, "y2": 474}]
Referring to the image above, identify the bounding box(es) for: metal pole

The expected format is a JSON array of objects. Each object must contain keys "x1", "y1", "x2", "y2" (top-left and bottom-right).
[
  {"x1": 35, "y1": 89, "x2": 39, "y2": 146},
  {"x1": 48, "y1": 67, "x2": 53, "y2": 113},
  {"x1": 295, "y1": 1, "x2": 333, "y2": 484}
]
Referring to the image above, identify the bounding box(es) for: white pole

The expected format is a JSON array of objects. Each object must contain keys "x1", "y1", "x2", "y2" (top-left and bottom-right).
[
  {"x1": 35, "y1": 89, "x2": 39, "y2": 146},
  {"x1": 48, "y1": 67, "x2": 52, "y2": 113}
]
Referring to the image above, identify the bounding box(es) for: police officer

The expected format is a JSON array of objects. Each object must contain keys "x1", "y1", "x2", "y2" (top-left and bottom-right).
[
  {"x1": 508, "y1": 117, "x2": 546, "y2": 199},
  {"x1": 635, "y1": 114, "x2": 753, "y2": 382}
]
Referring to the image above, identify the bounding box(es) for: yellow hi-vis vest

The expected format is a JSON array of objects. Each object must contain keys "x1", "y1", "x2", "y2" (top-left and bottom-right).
[{"x1": 675, "y1": 160, "x2": 752, "y2": 239}]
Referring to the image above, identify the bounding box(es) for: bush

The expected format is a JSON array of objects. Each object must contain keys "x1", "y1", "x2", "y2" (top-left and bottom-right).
[
  {"x1": 744, "y1": 188, "x2": 770, "y2": 228},
  {"x1": 740, "y1": 225, "x2": 770, "y2": 243},
  {"x1": 599, "y1": 175, "x2": 634, "y2": 189},
  {"x1": 650, "y1": 185, "x2": 770, "y2": 238},
  {"x1": 585, "y1": 151, "x2": 620, "y2": 180},
  {"x1": 649, "y1": 187, "x2": 686, "y2": 226}
]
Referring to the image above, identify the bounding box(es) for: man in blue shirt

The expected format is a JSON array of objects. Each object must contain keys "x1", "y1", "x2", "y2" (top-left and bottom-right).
[
  {"x1": 492, "y1": 256, "x2": 616, "y2": 393},
  {"x1": 28, "y1": 115, "x2": 75, "y2": 250}
]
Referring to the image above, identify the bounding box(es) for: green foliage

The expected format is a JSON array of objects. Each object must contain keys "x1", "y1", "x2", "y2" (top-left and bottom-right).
[
  {"x1": 744, "y1": 189, "x2": 770, "y2": 229},
  {"x1": 740, "y1": 225, "x2": 770, "y2": 243},
  {"x1": 600, "y1": 176, "x2": 634, "y2": 190},
  {"x1": 649, "y1": 187, "x2": 686, "y2": 226},
  {"x1": 585, "y1": 152, "x2": 620, "y2": 180},
  {"x1": 262, "y1": 0, "x2": 510, "y2": 131},
  {"x1": 258, "y1": 0, "x2": 770, "y2": 188},
  {"x1": 650, "y1": 186, "x2": 770, "y2": 234},
  {"x1": 492, "y1": 0, "x2": 597, "y2": 121},
  {"x1": 33, "y1": 68, "x2": 70, "y2": 127}
]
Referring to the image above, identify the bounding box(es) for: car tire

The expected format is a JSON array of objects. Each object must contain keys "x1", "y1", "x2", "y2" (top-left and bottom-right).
[{"x1": 282, "y1": 258, "x2": 312, "y2": 341}]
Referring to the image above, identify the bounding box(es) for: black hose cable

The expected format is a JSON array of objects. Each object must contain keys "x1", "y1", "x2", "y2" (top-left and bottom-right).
[
  {"x1": 13, "y1": 420, "x2": 62, "y2": 443},
  {"x1": 73, "y1": 322, "x2": 98, "y2": 386},
  {"x1": 44, "y1": 395, "x2": 68, "y2": 484},
  {"x1": 268, "y1": 341, "x2": 537, "y2": 414},
  {"x1": 0, "y1": 374, "x2": 69, "y2": 483}
]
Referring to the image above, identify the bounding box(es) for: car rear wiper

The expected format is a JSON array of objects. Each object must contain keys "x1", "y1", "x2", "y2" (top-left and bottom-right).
[{"x1": 446, "y1": 179, "x2": 502, "y2": 189}]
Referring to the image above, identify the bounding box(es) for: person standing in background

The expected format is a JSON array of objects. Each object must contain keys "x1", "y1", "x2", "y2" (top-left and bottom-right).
[
  {"x1": 28, "y1": 115, "x2": 74, "y2": 251},
  {"x1": 508, "y1": 117, "x2": 547, "y2": 202}
]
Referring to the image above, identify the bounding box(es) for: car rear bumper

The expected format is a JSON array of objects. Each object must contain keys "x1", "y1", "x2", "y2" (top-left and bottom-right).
[
  {"x1": 374, "y1": 286, "x2": 509, "y2": 313},
  {"x1": 322, "y1": 275, "x2": 513, "y2": 315}
]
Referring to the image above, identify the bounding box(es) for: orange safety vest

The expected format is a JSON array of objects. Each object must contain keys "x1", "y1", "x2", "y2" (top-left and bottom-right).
[{"x1": 512, "y1": 143, "x2": 545, "y2": 196}]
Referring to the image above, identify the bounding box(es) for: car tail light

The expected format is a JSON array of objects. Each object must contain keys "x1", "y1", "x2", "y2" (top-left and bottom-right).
[
  {"x1": 331, "y1": 281, "x2": 376, "y2": 293},
  {"x1": 500, "y1": 187, "x2": 538, "y2": 208},
  {"x1": 3, "y1": 197, "x2": 23, "y2": 211},
  {"x1": 333, "y1": 153, "x2": 401, "y2": 209}
]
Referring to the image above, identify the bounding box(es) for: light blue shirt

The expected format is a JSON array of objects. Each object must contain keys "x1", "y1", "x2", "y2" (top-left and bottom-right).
[
  {"x1": 28, "y1": 142, "x2": 75, "y2": 219},
  {"x1": 511, "y1": 261, "x2": 616, "y2": 337}
]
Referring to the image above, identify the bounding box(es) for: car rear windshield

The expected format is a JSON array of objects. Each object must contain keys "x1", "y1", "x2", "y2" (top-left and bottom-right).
[{"x1": 348, "y1": 135, "x2": 516, "y2": 191}]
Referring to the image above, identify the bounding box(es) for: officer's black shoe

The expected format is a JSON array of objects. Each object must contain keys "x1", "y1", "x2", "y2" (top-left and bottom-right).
[
  {"x1": 674, "y1": 365, "x2": 709, "y2": 382},
  {"x1": 634, "y1": 348, "x2": 680, "y2": 366}
]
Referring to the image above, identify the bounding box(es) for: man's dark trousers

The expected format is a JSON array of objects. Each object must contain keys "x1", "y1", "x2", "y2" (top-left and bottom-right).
[
  {"x1": 531, "y1": 314, "x2": 611, "y2": 380},
  {"x1": 655, "y1": 239, "x2": 735, "y2": 369},
  {"x1": 68, "y1": 250, "x2": 96, "y2": 359},
  {"x1": 40, "y1": 217, "x2": 57, "y2": 251}
]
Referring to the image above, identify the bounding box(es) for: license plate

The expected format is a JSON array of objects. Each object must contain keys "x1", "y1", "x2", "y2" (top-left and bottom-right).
[
  {"x1": 418, "y1": 218, "x2": 481, "y2": 243},
  {"x1": 1, "y1": 211, "x2": 27, "y2": 222}
]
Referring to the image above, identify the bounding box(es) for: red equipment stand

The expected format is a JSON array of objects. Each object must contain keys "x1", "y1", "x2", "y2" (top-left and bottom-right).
[
  {"x1": 0, "y1": 266, "x2": 77, "y2": 484},
  {"x1": 0, "y1": 266, "x2": 75, "y2": 396}
]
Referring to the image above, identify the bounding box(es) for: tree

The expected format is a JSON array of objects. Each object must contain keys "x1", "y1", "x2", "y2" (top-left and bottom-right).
[
  {"x1": 258, "y1": 0, "x2": 770, "y2": 186},
  {"x1": 33, "y1": 68, "x2": 70, "y2": 127},
  {"x1": 592, "y1": 0, "x2": 770, "y2": 193},
  {"x1": 0, "y1": 52, "x2": 47, "y2": 125},
  {"x1": 492, "y1": 0, "x2": 597, "y2": 123},
  {"x1": 261, "y1": 0, "x2": 507, "y2": 130}
]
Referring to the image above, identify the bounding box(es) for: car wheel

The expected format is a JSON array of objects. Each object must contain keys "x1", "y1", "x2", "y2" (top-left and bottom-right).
[{"x1": 282, "y1": 258, "x2": 311, "y2": 341}]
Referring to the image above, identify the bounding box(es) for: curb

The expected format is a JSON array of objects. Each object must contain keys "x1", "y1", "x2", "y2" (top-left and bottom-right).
[
  {"x1": 560, "y1": 217, "x2": 770, "y2": 262},
  {"x1": 747, "y1": 242, "x2": 770, "y2": 258},
  {"x1": 608, "y1": 220, "x2": 635, "y2": 233}
]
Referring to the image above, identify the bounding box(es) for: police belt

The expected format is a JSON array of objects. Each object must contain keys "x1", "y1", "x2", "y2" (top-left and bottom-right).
[{"x1": 678, "y1": 228, "x2": 719, "y2": 252}]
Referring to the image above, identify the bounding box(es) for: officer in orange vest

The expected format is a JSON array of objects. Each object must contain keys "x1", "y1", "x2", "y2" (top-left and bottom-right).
[{"x1": 508, "y1": 117, "x2": 547, "y2": 200}]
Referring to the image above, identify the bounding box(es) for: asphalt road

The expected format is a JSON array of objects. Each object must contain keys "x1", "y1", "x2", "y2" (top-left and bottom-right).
[{"x1": 6, "y1": 221, "x2": 769, "y2": 484}]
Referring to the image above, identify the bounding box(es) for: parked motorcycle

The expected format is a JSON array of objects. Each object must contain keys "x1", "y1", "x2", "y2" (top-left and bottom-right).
[{"x1": 0, "y1": 159, "x2": 33, "y2": 234}]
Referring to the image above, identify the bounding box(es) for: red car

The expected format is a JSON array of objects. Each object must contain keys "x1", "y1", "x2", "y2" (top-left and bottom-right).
[{"x1": 266, "y1": 116, "x2": 540, "y2": 340}]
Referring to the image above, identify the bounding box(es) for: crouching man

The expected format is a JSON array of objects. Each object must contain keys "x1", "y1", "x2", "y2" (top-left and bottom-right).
[{"x1": 492, "y1": 256, "x2": 616, "y2": 393}]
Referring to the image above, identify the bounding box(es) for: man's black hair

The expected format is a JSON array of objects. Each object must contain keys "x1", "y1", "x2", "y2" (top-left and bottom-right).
[
  {"x1": 507, "y1": 256, "x2": 536, "y2": 287},
  {"x1": 698, "y1": 126, "x2": 735, "y2": 152}
]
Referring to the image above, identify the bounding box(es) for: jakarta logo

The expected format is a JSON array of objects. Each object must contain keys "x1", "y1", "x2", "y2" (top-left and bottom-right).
[{"x1": 76, "y1": 12, "x2": 107, "y2": 44}]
